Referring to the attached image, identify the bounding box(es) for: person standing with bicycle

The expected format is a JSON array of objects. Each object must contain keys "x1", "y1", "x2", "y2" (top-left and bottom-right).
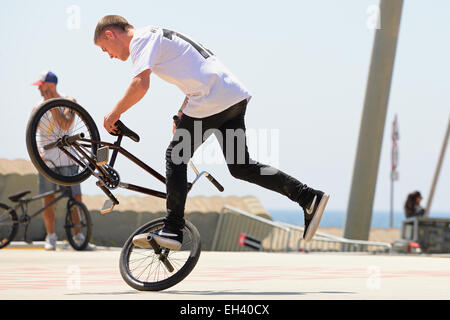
[
  {"x1": 31, "y1": 71, "x2": 86, "y2": 250},
  {"x1": 94, "y1": 15, "x2": 330, "y2": 250}
]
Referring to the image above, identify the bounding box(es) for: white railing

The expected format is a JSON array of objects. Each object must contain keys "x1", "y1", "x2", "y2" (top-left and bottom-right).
[{"x1": 213, "y1": 206, "x2": 391, "y2": 253}]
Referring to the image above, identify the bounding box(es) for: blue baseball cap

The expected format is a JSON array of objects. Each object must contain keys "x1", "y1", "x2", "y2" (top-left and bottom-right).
[{"x1": 32, "y1": 70, "x2": 58, "y2": 86}]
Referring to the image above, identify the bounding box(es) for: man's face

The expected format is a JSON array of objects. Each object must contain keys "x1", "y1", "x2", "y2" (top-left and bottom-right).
[
  {"x1": 96, "y1": 29, "x2": 130, "y2": 61},
  {"x1": 38, "y1": 82, "x2": 55, "y2": 98}
]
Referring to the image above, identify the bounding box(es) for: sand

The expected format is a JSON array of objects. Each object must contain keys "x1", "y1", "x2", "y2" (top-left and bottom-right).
[
  {"x1": 317, "y1": 226, "x2": 401, "y2": 244},
  {"x1": 0, "y1": 158, "x2": 37, "y2": 175}
]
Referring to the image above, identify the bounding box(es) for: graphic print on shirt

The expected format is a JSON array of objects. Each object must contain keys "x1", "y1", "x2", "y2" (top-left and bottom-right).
[{"x1": 162, "y1": 29, "x2": 214, "y2": 59}]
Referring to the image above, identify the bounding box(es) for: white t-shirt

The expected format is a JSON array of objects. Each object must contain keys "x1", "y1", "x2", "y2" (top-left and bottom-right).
[
  {"x1": 37, "y1": 96, "x2": 76, "y2": 167},
  {"x1": 129, "y1": 26, "x2": 251, "y2": 118}
]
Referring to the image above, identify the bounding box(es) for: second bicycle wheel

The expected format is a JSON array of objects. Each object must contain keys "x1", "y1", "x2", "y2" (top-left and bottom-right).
[
  {"x1": 64, "y1": 199, "x2": 92, "y2": 251},
  {"x1": 119, "y1": 218, "x2": 201, "y2": 291},
  {"x1": 0, "y1": 203, "x2": 18, "y2": 249},
  {"x1": 26, "y1": 98, "x2": 100, "y2": 186}
]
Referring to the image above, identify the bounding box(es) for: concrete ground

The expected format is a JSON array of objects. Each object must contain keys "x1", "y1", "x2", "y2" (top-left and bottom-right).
[{"x1": 1, "y1": 244, "x2": 450, "y2": 300}]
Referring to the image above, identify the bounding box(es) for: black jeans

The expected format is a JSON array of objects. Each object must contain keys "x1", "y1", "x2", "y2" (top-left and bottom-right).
[{"x1": 165, "y1": 99, "x2": 314, "y2": 229}]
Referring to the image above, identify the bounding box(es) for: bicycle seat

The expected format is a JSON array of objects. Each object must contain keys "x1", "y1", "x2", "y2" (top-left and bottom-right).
[
  {"x1": 8, "y1": 190, "x2": 31, "y2": 202},
  {"x1": 111, "y1": 120, "x2": 140, "y2": 142}
]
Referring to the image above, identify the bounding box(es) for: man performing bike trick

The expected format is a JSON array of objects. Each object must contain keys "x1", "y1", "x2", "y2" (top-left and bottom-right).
[{"x1": 94, "y1": 15, "x2": 330, "y2": 250}]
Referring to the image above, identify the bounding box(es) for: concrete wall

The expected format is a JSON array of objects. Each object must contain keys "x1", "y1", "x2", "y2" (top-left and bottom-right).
[
  {"x1": 0, "y1": 173, "x2": 46, "y2": 241},
  {"x1": 0, "y1": 175, "x2": 244, "y2": 250},
  {"x1": 0, "y1": 159, "x2": 269, "y2": 250},
  {"x1": 87, "y1": 210, "x2": 221, "y2": 250}
]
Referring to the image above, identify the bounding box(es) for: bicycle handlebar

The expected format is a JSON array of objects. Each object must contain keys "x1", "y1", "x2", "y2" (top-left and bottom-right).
[
  {"x1": 65, "y1": 133, "x2": 85, "y2": 145},
  {"x1": 43, "y1": 133, "x2": 85, "y2": 150},
  {"x1": 206, "y1": 174, "x2": 224, "y2": 192}
]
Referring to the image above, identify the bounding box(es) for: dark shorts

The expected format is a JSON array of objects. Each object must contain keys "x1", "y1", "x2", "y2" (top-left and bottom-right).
[{"x1": 38, "y1": 165, "x2": 82, "y2": 195}]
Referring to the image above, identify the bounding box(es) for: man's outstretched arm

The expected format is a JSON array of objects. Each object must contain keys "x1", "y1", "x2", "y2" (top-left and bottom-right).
[{"x1": 104, "y1": 69, "x2": 151, "y2": 133}]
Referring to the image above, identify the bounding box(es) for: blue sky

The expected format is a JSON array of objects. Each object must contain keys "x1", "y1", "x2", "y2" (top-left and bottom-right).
[{"x1": 0, "y1": 0, "x2": 449, "y2": 217}]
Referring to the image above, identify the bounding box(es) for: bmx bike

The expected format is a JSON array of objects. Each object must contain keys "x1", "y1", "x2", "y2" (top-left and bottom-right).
[
  {"x1": 25, "y1": 98, "x2": 224, "y2": 291},
  {"x1": 0, "y1": 183, "x2": 91, "y2": 250}
]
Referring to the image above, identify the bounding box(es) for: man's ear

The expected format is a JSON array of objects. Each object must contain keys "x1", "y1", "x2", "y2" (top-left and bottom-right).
[{"x1": 104, "y1": 29, "x2": 115, "y2": 40}]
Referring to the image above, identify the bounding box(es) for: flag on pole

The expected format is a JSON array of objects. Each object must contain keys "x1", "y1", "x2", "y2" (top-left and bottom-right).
[{"x1": 391, "y1": 114, "x2": 399, "y2": 180}]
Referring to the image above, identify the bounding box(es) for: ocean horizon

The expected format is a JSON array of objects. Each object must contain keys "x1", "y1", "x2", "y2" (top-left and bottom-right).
[{"x1": 267, "y1": 209, "x2": 450, "y2": 229}]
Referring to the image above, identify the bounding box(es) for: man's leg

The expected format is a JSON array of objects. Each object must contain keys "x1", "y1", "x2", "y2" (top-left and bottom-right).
[
  {"x1": 42, "y1": 194, "x2": 56, "y2": 234},
  {"x1": 216, "y1": 101, "x2": 330, "y2": 240},
  {"x1": 216, "y1": 102, "x2": 315, "y2": 208},
  {"x1": 150, "y1": 116, "x2": 203, "y2": 250},
  {"x1": 163, "y1": 101, "x2": 247, "y2": 230},
  {"x1": 38, "y1": 173, "x2": 58, "y2": 250},
  {"x1": 164, "y1": 115, "x2": 208, "y2": 230},
  {"x1": 153, "y1": 105, "x2": 236, "y2": 249}
]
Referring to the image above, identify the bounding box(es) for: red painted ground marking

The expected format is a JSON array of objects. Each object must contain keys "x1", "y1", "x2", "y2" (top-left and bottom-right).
[
  {"x1": 187, "y1": 265, "x2": 450, "y2": 282},
  {"x1": 0, "y1": 265, "x2": 124, "y2": 291}
]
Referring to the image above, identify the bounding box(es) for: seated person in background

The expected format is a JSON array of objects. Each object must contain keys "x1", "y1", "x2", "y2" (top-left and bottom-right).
[{"x1": 404, "y1": 191, "x2": 425, "y2": 218}]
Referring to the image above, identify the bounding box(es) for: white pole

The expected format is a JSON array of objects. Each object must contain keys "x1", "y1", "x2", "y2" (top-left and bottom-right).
[{"x1": 344, "y1": 0, "x2": 403, "y2": 241}]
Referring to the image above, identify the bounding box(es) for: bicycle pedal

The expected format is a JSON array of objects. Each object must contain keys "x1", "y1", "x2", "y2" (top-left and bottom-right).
[
  {"x1": 101, "y1": 199, "x2": 116, "y2": 214},
  {"x1": 96, "y1": 146, "x2": 109, "y2": 166}
]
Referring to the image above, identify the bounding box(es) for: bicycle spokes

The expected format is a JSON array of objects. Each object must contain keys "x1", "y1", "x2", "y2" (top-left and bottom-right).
[
  {"x1": 29, "y1": 100, "x2": 100, "y2": 185},
  {"x1": 126, "y1": 225, "x2": 195, "y2": 284}
]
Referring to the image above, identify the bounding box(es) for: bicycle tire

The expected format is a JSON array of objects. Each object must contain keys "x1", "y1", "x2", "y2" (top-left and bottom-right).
[
  {"x1": 64, "y1": 199, "x2": 92, "y2": 251},
  {"x1": 26, "y1": 98, "x2": 100, "y2": 186},
  {"x1": 0, "y1": 203, "x2": 19, "y2": 249},
  {"x1": 119, "y1": 218, "x2": 201, "y2": 291}
]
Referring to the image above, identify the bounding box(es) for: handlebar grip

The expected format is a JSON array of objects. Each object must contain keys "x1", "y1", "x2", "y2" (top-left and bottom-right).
[
  {"x1": 43, "y1": 140, "x2": 60, "y2": 151},
  {"x1": 43, "y1": 133, "x2": 85, "y2": 151},
  {"x1": 65, "y1": 132, "x2": 85, "y2": 144},
  {"x1": 207, "y1": 174, "x2": 224, "y2": 192}
]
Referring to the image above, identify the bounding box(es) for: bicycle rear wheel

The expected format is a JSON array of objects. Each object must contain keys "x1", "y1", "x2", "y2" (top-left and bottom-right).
[
  {"x1": 0, "y1": 203, "x2": 19, "y2": 249},
  {"x1": 119, "y1": 218, "x2": 201, "y2": 291},
  {"x1": 26, "y1": 98, "x2": 100, "y2": 186},
  {"x1": 64, "y1": 199, "x2": 92, "y2": 251}
]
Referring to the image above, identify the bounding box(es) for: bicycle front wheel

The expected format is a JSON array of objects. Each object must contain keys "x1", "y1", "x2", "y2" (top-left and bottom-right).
[
  {"x1": 26, "y1": 98, "x2": 100, "y2": 186},
  {"x1": 64, "y1": 199, "x2": 92, "y2": 251},
  {"x1": 119, "y1": 218, "x2": 201, "y2": 291},
  {"x1": 0, "y1": 203, "x2": 19, "y2": 249}
]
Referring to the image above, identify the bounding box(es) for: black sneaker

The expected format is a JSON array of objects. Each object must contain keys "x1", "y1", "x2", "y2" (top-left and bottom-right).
[
  {"x1": 150, "y1": 225, "x2": 183, "y2": 251},
  {"x1": 302, "y1": 190, "x2": 330, "y2": 241}
]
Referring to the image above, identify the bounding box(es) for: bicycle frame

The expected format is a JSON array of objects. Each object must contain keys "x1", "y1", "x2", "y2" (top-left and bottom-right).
[
  {"x1": 13, "y1": 187, "x2": 73, "y2": 222},
  {"x1": 47, "y1": 121, "x2": 224, "y2": 214},
  {"x1": 72, "y1": 135, "x2": 168, "y2": 199}
]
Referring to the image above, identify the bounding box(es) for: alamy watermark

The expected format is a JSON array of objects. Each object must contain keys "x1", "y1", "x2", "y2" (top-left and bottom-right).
[
  {"x1": 66, "y1": 264, "x2": 81, "y2": 290},
  {"x1": 66, "y1": 5, "x2": 81, "y2": 30},
  {"x1": 366, "y1": 265, "x2": 381, "y2": 290},
  {"x1": 172, "y1": 121, "x2": 280, "y2": 175},
  {"x1": 366, "y1": 4, "x2": 381, "y2": 30}
]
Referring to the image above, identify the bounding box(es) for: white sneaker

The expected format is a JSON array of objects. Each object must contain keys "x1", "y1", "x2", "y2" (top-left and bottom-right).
[
  {"x1": 73, "y1": 233, "x2": 96, "y2": 251},
  {"x1": 73, "y1": 233, "x2": 85, "y2": 247},
  {"x1": 44, "y1": 233, "x2": 57, "y2": 251}
]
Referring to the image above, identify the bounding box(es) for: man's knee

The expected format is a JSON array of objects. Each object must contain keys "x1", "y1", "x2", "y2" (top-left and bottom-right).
[
  {"x1": 166, "y1": 144, "x2": 188, "y2": 175},
  {"x1": 166, "y1": 139, "x2": 192, "y2": 166}
]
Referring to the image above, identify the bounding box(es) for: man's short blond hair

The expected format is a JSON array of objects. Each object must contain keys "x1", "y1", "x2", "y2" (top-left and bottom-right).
[{"x1": 94, "y1": 15, "x2": 133, "y2": 43}]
